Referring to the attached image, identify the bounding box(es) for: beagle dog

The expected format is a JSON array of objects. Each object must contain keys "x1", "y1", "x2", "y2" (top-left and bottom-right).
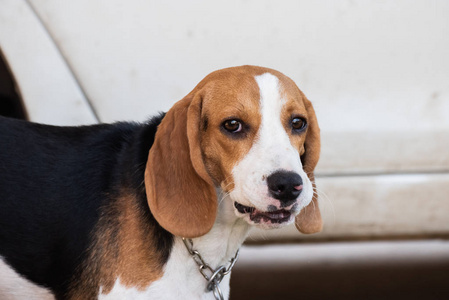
[{"x1": 0, "y1": 65, "x2": 321, "y2": 300}]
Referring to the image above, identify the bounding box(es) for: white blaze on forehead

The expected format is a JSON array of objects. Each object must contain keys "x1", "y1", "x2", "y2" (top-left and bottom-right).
[
  {"x1": 256, "y1": 73, "x2": 285, "y2": 123},
  {"x1": 254, "y1": 73, "x2": 301, "y2": 172},
  {"x1": 256, "y1": 74, "x2": 287, "y2": 147}
]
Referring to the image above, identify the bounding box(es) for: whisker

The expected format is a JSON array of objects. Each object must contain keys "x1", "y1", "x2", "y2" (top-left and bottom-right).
[
  {"x1": 219, "y1": 175, "x2": 235, "y2": 191},
  {"x1": 314, "y1": 186, "x2": 336, "y2": 223},
  {"x1": 217, "y1": 190, "x2": 230, "y2": 206}
]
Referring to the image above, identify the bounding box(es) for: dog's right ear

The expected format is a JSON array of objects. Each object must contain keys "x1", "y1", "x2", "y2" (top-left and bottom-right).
[
  {"x1": 295, "y1": 96, "x2": 322, "y2": 234},
  {"x1": 144, "y1": 94, "x2": 217, "y2": 238}
]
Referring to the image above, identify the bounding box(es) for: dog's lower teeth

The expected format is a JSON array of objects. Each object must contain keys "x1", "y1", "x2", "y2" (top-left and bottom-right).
[
  {"x1": 235, "y1": 202, "x2": 290, "y2": 223},
  {"x1": 268, "y1": 213, "x2": 282, "y2": 219}
]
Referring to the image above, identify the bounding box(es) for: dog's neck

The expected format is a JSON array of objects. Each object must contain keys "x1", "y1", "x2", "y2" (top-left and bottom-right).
[{"x1": 187, "y1": 189, "x2": 252, "y2": 267}]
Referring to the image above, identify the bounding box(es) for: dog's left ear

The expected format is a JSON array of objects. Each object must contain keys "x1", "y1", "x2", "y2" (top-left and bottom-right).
[
  {"x1": 145, "y1": 93, "x2": 217, "y2": 238},
  {"x1": 295, "y1": 96, "x2": 323, "y2": 234}
]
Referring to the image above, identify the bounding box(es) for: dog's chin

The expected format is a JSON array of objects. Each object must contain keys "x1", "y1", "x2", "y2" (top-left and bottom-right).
[{"x1": 233, "y1": 201, "x2": 298, "y2": 229}]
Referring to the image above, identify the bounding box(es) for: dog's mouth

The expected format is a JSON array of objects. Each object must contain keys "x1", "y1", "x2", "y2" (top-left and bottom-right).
[{"x1": 234, "y1": 202, "x2": 292, "y2": 224}]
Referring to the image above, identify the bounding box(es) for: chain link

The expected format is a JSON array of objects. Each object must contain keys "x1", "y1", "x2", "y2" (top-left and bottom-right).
[{"x1": 182, "y1": 238, "x2": 240, "y2": 300}]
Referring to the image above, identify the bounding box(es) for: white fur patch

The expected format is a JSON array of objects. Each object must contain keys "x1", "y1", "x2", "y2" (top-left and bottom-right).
[
  {"x1": 230, "y1": 73, "x2": 313, "y2": 225},
  {"x1": 0, "y1": 257, "x2": 55, "y2": 300},
  {"x1": 99, "y1": 278, "x2": 147, "y2": 300}
]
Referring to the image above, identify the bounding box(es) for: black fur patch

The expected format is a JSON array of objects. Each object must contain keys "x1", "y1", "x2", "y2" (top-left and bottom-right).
[{"x1": 0, "y1": 114, "x2": 173, "y2": 298}]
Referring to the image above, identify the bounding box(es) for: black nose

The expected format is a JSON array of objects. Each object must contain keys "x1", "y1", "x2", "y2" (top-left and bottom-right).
[{"x1": 266, "y1": 171, "x2": 303, "y2": 206}]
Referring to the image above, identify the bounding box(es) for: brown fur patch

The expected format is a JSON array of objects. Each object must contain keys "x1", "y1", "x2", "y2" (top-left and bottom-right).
[
  {"x1": 68, "y1": 192, "x2": 167, "y2": 299},
  {"x1": 198, "y1": 70, "x2": 262, "y2": 192},
  {"x1": 279, "y1": 81, "x2": 308, "y2": 153}
]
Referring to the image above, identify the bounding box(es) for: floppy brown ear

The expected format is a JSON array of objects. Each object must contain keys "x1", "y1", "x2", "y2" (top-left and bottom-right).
[
  {"x1": 144, "y1": 94, "x2": 217, "y2": 238},
  {"x1": 295, "y1": 97, "x2": 322, "y2": 234}
]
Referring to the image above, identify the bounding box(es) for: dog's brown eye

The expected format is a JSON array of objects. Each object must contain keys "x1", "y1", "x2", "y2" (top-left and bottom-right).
[
  {"x1": 223, "y1": 119, "x2": 242, "y2": 133},
  {"x1": 291, "y1": 117, "x2": 306, "y2": 131}
]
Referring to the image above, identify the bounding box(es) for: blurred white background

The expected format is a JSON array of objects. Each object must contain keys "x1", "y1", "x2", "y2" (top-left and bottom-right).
[{"x1": 1, "y1": 1, "x2": 448, "y2": 298}]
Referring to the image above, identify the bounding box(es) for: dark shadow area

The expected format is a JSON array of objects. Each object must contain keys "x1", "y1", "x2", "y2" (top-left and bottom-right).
[
  {"x1": 0, "y1": 49, "x2": 27, "y2": 120},
  {"x1": 231, "y1": 260, "x2": 449, "y2": 300}
]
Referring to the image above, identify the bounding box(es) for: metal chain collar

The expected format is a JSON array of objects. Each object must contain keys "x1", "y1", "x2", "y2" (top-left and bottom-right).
[{"x1": 182, "y1": 238, "x2": 240, "y2": 300}]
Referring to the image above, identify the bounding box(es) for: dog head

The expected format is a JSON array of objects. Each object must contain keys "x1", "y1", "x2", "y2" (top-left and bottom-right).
[{"x1": 145, "y1": 66, "x2": 321, "y2": 238}]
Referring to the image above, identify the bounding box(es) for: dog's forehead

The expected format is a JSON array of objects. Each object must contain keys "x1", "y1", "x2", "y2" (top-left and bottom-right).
[{"x1": 199, "y1": 66, "x2": 306, "y2": 116}]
